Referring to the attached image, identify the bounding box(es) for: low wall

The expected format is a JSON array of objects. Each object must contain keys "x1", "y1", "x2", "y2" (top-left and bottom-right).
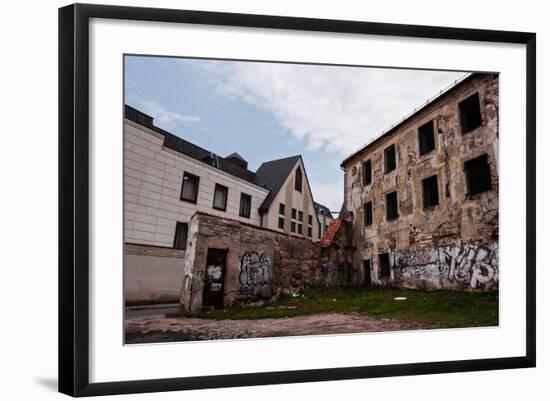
[
  {"x1": 180, "y1": 213, "x2": 338, "y2": 311},
  {"x1": 124, "y1": 243, "x2": 186, "y2": 304}
]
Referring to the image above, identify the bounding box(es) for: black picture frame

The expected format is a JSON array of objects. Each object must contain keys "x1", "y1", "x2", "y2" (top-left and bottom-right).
[{"x1": 59, "y1": 3, "x2": 536, "y2": 397}]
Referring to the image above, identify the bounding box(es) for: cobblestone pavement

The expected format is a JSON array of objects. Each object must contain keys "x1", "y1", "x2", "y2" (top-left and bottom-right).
[{"x1": 125, "y1": 313, "x2": 435, "y2": 344}]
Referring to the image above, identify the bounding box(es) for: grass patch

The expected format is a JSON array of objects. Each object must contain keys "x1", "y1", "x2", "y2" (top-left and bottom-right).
[{"x1": 168, "y1": 287, "x2": 498, "y2": 328}]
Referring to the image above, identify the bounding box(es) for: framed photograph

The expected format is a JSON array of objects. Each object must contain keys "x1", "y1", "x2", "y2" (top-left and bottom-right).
[{"x1": 58, "y1": 3, "x2": 536, "y2": 397}]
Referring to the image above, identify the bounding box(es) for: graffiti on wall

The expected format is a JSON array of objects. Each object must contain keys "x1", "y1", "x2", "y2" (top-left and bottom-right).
[
  {"x1": 394, "y1": 241, "x2": 498, "y2": 290},
  {"x1": 238, "y1": 251, "x2": 271, "y2": 297}
]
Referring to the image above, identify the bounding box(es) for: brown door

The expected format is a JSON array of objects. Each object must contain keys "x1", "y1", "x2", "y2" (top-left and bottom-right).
[
  {"x1": 363, "y1": 259, "x2": 372, "y2": 286},
  {"x1": 203, "y1": 248, "x2": 227, "y2": 309}
]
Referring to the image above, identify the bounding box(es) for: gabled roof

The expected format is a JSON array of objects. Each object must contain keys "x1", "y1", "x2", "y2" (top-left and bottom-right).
[
  {"x1": 254, "y1": 155, "x2": 301, "y2": 212},
  {"x1": 320, "y1": 219, "x2": 342, "y2": 247},
  {"x1": 315, "y1": 202, "x2": 333, "y2": 219}
]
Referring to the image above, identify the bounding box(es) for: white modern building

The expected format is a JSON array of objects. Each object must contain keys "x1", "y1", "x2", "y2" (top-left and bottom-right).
[{"x1": 124, "y1": 105, "x2": 321, "y2": 303}]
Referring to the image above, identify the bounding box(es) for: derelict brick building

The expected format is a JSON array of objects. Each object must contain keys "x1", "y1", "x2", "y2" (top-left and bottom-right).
[{"x1": 340, "y1": 73, "x2": 499, "y2": 290}]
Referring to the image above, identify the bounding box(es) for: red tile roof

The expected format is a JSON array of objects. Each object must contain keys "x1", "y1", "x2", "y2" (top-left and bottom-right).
[{"x1": 320, "y1": 219, "x2": 342, "y2": 247}]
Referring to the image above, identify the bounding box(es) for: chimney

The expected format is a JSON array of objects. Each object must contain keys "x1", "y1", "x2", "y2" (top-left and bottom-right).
[{"x1": 225, "y1": 152, "x2": 248, "y2": 169}]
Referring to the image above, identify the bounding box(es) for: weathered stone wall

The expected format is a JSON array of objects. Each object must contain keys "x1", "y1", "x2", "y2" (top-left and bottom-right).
[
  {"x1": 179, "y1": 213, "x2": 356, "y2": 311},
  {"x1": 341, "y1": 73, "x2": 499, "y2": 291}
]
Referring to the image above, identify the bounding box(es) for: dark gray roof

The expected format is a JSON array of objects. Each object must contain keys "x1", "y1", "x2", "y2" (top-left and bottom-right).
[
  {"x1": 226, "y1": 152, "x2": 246, "y2": 161},
  {"x1": 315, "y1": 202, "x2": 333, "y2": 218},
  {"x1": 125, "y1": 105, "x2": 258, "y2": 184},
  {"x1": 254, "y1": 156, "x2": 301, "y2": 212}
]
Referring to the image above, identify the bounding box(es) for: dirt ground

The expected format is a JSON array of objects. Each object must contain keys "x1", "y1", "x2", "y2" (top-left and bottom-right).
[{"x1": 125, "y1": 312, "x2": 435, "y2": 344}]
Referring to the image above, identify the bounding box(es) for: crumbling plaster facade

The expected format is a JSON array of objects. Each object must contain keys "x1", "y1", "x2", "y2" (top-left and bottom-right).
[{"x1": 341, "y1": 73, "x2": 499, "y2": 290}]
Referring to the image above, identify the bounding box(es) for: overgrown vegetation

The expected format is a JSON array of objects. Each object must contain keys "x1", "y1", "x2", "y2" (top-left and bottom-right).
[{"x1": 169, "y1": 287, "x2": 498, "y2": 328}]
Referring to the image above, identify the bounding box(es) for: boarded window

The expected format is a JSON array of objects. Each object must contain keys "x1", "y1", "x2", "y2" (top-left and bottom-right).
[
  {"x1": 173, "y1": 222, "x2": 188, "y2": 250},
  {"x1": 364, "y1": 201, "x2": 373, "y2": 226},
  {"x1": 418, "y1": 120, "x2": 436, "y2": 155},
  {"x1": 291, "y1": 208, "x2": 297, "y2": 219},
  {"x1": 279, "y1": 203, "x2": 285, "y2": 215},
  {"x1": 384, "y1": 144, "x2": 396, "y2": 173},
  {"x1": 180, "y1": 172, "x2": 199, "y2": 203},
  {"x1": 422, "y1": 175, "x2": 439, "y2": 208},
  {"x1": 212, "y1": 184, "x2": 228, "y2": 211},
  {"x1": 465, "y1": 154, "x2": 492, "y2": 195},
  {"x1": 295, "y1": 167, "x2": 302, "y2": 192},
  {"x1": 278, "y1": 217, "x2": 285, "y2": 229},
  {"x1": 362, "y1": 160, "x2": 372, "y2": 186},
  {"x1": 379, "y1": 253, "x2": 391, "y2": 278},
  {"x1": 386, "y1": 191, "x2": 399, "y2": 220},
  {"x1": 239, "y1": 193, "x2": 251, "y2": 218},
  {"x1": 459, "y1": 92, "x2": 483, "y2": 134}
]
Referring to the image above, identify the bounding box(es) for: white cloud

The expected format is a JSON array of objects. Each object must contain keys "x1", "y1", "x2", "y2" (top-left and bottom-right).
[
  {"x1": 199, "y1": 61, "x2": 465, "y2": 156},
  {"x1": 309, "y1": 180, "x2": 344, "y2": 216},
  {"x1": 137, "y1": 100, "x2": 201, "y2": 128}
]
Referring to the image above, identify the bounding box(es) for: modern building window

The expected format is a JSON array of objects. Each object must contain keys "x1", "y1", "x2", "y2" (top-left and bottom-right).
[
  {"x1": 291, "y1": 221, "x2": 296, "y2": 233},
  {"x1": 278, "y1": 217, "x2": 285, "y2": 229},
  {"x1": 297, "y1": 223, "x2": 303, "y2": 234},
  {"x1": 386, "y1": 191, "x2": 399, "y2": 220},
  {"x1": 465, "y1": 154, "x2": 492, "y2": 196},
  {"x1": 422, "y1": 175, "x2": 440, "y2": 208},
  {"x1": 291, "y1": 208, "x2": 297, "y2": 219},
  {"x1": 308, "y1": 215, "x2": 313, "y2": 225},
  {"x1": 384, "y1": 144, "x2": 396, "y2": 173},
  {"x1": 298, "y1": 211, "x2": 303, "y2": 221},
  {"x1": 307, "y1": 226, "x2": 312, "y2": 237},
  {"x1": 379, "y1": 253, "x2": 391, "y2": 278},
  {"x1": 239, "y1": 193, "x2": 252, "y2": 218},
  {"x1": 459, "y1": 92, "x2": 483, "y2": 134},
  {"x1": 294, "y1": 167, "x2": 302, "y2": 192},
  {"x1": 279, "y1": 203, "x2": 285, "y2": 215},
  {"x1": 180, "y1": 172, "x2": 199, "y2": 203},
  {"x1": 362, "y1": 160, "x2": 372, "y2": 186},
  {"x1": 212, "y1": 184, "x2": 228, "y2": 211},
  {"x1": 418, "y1": 120, "x2": 436, "y2": 156},
  {"x1": 173, "y1": 222, "x2": 188, "y2": 250},
  {"x1": 364, "y1": 201, "x2": 373, "y2": 226}
]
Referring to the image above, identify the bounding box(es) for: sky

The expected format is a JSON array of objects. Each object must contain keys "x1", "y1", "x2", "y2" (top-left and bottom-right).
[{"x1": 125, "y1": 56, "x2": 465, "y2": 213}]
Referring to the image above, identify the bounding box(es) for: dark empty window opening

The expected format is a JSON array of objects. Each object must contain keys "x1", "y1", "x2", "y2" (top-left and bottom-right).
[
  {"x1": 279, "y1": 203, "x2": 285, "y2": 215},
  {"x1": 307, "y1": 226, "x2": 312, "y2": 237},
  {"x1": 212, "y1": 184, "x2": 228, "y2": 211},
  {"x1": 362, "y1": 160, "x2": 372, "y2": 186},
  {"x1": 239, "y1": 193, "x2": 252, "y2": 218},
  {"x1": 298, "y1": 211, "x2": 303, "y2": 221},
  {"x1": 459, "y1": 92, "x2": 483, "y2": 134},
  {"x1": 295, "y1": 167, "x2": 302, "y2": 192},
  {"x1": 297, "y1": 223, "x2": 303, "y2": 234},
  {"x1": 364, "y1": 201, "x2": 373, "y2": 226},
  {"x1": 308, "y1": 215, "x2": 313, "y2": 225},
  {"x1": 386, "y1": 191, "x2": 399, "y2": 220},
  {"x1": 418, "y1": 120, "x2": 436, "y2": 156},
  {"x1": 173, "y1": 222, "x2": 188, "y2": 250},
  {"x1": 291, "y1": 221, "x2": 296, "y2": 233},
  {"x1": 379, "y1": 253, "x2": 391, "y2": 279},
  {"x1": 291, "y1": 208, "x2": 297, "y2": 219},
  {"x1": 422, "y1": 175, "x2": 440, "y2": 209},
  {"x1": 180, "y1": 172, "x2": 199, "y2": 203},
  {"x1": 278, "y1": 217, "x2": 285, "y2": 229},
  {"x1": 465, "y1": 154, "x2": 492, "y2": 196},
  {"x1": 384, "y1": 145, "x2": 396, "y2": 173}
]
